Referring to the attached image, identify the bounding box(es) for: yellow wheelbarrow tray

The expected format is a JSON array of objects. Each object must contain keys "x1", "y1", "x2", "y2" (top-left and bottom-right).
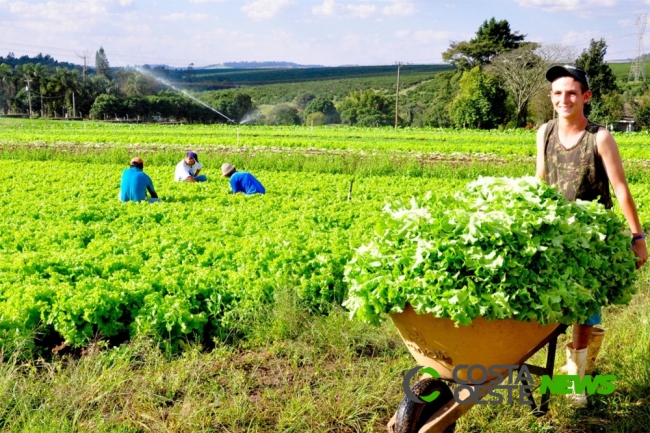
[{"x1": 388, "y1": 304, "x2": 568, "y2": 433}]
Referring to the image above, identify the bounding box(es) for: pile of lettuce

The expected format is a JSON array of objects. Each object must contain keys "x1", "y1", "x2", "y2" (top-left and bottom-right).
[{"x1": 343, "y1": 177, "x2": 638, "y2": 326}]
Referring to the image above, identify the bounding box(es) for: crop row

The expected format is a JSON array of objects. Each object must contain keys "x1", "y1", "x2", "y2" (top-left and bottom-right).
[{"x1": 2, "y1": 120, "x2": 650, "y2": 159}]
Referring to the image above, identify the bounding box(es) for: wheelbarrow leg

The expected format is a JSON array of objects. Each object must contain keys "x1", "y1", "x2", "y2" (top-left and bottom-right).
[{"x1": 539, "y1": 332, "x2": 559, "y2": 414}]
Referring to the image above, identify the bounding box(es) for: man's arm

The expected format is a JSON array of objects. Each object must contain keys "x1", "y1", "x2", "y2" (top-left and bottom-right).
[
  {"x1": 146, "y1": 182, "x2": 158, "y2": 199},
  {"x1": 597, "y1": 129, "x2": 647, "y2": 268},
  {"x1": 175, "y1": 163, "x2": 196, "y2": 182},
  {"x1": 535, "y1": 124, "x2": 547, "y2": 180},
  {"x1": 230, "y1": 177, "x2": 238, "y2": 195}
]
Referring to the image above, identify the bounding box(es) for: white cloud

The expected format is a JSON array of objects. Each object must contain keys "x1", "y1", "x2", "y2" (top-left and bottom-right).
[
  {"x1": 119, "y1": 0, "x2": 133, "y2": 6},
  {"x1": 161, "y1": 12, "x2": 209, "y2": 21},
  {"x1": 189, "y1": 0, "x2": 225, "y2": 3},
  {"x1": 312, "y1": 0, "x2": 378, "y2": 18},
  {"x1": 515, "y1": 0, "x2": 615, "y2": 11},
  {"x1": 382, "y1": 0, "x2": 415, "y2": 17},
  {"x1": 241, "y1": 0, "x2": 294, "y2": 21},
  {"x1": 561, "y1": 29, "x2": 601, "y2": 46},
  {"x1": 346, "y1": 4, "x2": 376, "y2": 18},
  {"x1": 312, "y1": 0, "x2": 338, "y2": 16}
]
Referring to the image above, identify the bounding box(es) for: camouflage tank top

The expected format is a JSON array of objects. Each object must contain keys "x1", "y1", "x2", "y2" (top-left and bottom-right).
[{"x1": 543, "y1": 118, "x2": 613, "y2": 209}]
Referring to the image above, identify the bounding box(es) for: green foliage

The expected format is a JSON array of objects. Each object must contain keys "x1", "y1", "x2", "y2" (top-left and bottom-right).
[
  {"x1": 576, "y1": 39, "x2": 618, "y2": 102},
  {"x1": 589, "y1": 91, "x2": 624, "y2": 127},
  {"x1": 442, "y1": 18, "x2": 526, "y2": 70},
  {"x1": 343, "y1": 177, "x2": 638, "y2": 326},
  {"x1": 200, "y1": 90, "x2": 254, "y2": 122},
  {"x1": 634, "y1": 93, "x2": 650, "y2": 129},
  {"x1": 404, "y1": 70, "x2": 459, "y2": 127},
  {"x1": 450, "y1": 67, "x2": 509, "y2": 129},
  {"x1": 95, "y1": 47, "x2": 110, "y2": 78},
  {"x1": 267, "y1": 104, "x2": 300, "y2": 125},
  {"x1": 90, "y1": 94, "x2": 124, "y2": 119},
  {"x1": 304, "y1": 97, "x2": 340, "y2": 124},
  {"x1": 294, "y1": 92, "x2": 316, "y2": 110},
  {"x1": 338, "y1": 90, "x2": 394, "y2": 126},
  {"x1": 305, "y1": 111, "x2": 327, "y2": 126}
]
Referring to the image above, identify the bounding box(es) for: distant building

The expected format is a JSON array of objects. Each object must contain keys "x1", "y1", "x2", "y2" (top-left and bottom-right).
[
  {"x1": 608, "y1": 103, "x2": 637, "y2": 132},
  {"x1": 609, "y1": 116, "x2": 636, "y2": 132}
]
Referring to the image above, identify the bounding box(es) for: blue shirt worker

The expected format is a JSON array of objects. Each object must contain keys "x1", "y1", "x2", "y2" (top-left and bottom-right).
[
  {"x1": 221, "y1": 163, "x2": 265, "y2": 195},
  {"x1": 119, "y1": 157, "x2": 160, "y2": 203}
]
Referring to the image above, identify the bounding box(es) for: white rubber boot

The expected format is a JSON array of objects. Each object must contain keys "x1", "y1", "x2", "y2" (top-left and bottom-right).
[
  {"x1": 564, "y1": 343, "x2": 588, "y2": 407},
  {"x1": 585, "y1": 327, "x2": 605, "y2": 376}
]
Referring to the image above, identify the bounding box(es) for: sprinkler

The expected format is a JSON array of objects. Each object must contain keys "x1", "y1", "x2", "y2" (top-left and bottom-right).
[{"x1": 135, "y1": 67, "x2": 238, "y2": 124}]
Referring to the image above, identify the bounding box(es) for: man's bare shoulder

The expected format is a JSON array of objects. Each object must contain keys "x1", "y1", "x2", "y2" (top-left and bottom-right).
[
  {"x1": 595, "y1": 126, "x2": 617, "y2": 144},
  {"x1": 594, "y1": 126, "x2": 620, "y2": 157}
]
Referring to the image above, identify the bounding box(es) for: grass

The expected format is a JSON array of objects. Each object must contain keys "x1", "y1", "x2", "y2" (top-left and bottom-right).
[{"x1": 0, "y1": 266, "x2": 648, "y2": 432}]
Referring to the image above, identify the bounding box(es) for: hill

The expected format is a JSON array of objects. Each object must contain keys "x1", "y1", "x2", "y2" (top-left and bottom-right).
[{"x1": 161, "y1": 64, "x2": 453, "y2": 91}]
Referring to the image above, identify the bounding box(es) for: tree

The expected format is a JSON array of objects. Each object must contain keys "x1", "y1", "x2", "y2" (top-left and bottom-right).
[
  {"x1": 306, "y1": 111, "x2": 329, "y2": 126},
  {"x1": 95, "y1": 46, "x2": 110, "y2": 78},
  {"x1": 488, "y1": 43, "x2": 548, "y2": 127},
  {"x1": 442, "y1": 18, "x2": 526, "y2": 70},
  {"x1": 267, "y1": 104, "x2": 300, "y2": 125},
  {"x1": 20, "y1": 63, "x2": 50, "y2": 116},
  {"x1": 304, "y1": 97, "x2": 340, "y2": 124},
  {"x1": 338, "y1": 90, "x2": 394, "y2": 126},
  {"x1": 294, "y1": 93, "x2": 316, "y2": 111},
  {"x1": 90, "y1": 94, "x2": 124, "y2": 119},
  {"x1": 125, "y1": 73, "x2": 150, "y2": 96},
  {"x1": 590, "y1": 92, "x2": 624, "y2": 127},
  {"x1": 634, "y1": 93, "x2": 650, "y2": 129},
  {"x1": 202, "y1": 91, "x2": 254, "y2": 123},
  {"x1": 575, "y1": 39, "x2": 617, "y2": 102},
  {"x1": 450, "y1": 66, "x2": 509, "y2": 129},
  {"x1": 124, "y1": 95, "x2": 151, "y2": 118}
]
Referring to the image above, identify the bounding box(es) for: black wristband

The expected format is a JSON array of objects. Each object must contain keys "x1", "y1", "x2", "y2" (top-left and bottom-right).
[{"x1": 632, "y1": 234, "x2": 646, "y2": 245}]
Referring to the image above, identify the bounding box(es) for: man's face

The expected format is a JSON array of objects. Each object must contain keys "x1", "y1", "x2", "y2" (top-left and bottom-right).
[
  {"x1": 550, "y1": 77, "x2": 591, "y2": 119},
  {"x1": 185, "y1": 156, "x2": 196, "y2": 165}
]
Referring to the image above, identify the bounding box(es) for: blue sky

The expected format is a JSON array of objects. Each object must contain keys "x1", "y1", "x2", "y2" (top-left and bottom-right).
[{"x1": 1, "y1": 0, "x2": 650, "y2": 68}]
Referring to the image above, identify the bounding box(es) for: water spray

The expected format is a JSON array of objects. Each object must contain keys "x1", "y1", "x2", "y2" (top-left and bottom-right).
[{"x1": 135, "y1": 67, "x2": 237, "y2": 124}]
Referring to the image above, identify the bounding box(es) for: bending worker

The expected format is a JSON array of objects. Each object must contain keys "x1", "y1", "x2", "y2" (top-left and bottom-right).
[
  {"x1": 119, "y1": 157, "x2": 159, "y2": 203},
  {"x1": 221, "y1": 163, "x2": 265, "y2": 195},
  {"x1": 175, "y1": 151, "x2": 206, "y2": 182}
]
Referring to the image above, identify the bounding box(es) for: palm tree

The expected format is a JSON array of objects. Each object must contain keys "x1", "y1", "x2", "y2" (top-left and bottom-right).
[
  {"x1": 0, "y1": 63, "x2": 14, "y2": 114},
  {"x1": 21, "y1": 63, "x2": 50, "y2": 116},
  {"x1": 125, "y1": 73, "x2": 148, "y2": 96}
]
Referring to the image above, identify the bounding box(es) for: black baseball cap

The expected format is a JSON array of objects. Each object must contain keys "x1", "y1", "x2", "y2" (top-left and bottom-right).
[{"x1": 546, "y1": 64, "x2": 590, "y2": 90}]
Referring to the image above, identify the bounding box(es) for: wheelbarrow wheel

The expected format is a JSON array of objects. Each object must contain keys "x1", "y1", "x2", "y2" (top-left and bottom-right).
[{"x1": 394, "y1": 378, "x2": 455, "y2": 433}]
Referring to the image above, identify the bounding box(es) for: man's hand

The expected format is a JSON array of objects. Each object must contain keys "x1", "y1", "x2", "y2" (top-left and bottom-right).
[
  {"x1": 186, "y1": 176, "x2": 197, "y2": 183},
  {"x1": 632, "y1": 238, "x2": 648, "y2": 269}
]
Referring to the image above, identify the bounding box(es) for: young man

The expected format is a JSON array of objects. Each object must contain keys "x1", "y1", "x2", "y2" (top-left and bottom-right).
[
  {"x1": 536, "y1": 64, "x2": 647, "y2": 406},
  {"x1": 175, "y1": 151, "x2": 206, "y2": 182},
  {"x1": 119, "y1": 157, "x2": 159, "y2": 203},
  {"x1": 221, "y1": 163, "x2": 265, "y2": 195}
]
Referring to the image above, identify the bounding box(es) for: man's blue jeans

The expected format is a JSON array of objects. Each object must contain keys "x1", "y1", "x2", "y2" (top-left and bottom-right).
[
  {"x1": 193, "y1": 175, "x2": 207, "y2": 182},
  {"x1": 583, "y1": 308, "x2": 602, "y2": 326}
]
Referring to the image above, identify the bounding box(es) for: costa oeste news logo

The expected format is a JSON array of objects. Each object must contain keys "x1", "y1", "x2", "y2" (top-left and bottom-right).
[{"x1": 403, "y1": 364, "x2": 616, "y2": 405}]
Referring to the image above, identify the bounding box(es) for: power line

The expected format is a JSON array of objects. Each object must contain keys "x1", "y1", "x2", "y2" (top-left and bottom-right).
[{"x1": 629, "y1": 13, "x2": 647, "y2": 82}]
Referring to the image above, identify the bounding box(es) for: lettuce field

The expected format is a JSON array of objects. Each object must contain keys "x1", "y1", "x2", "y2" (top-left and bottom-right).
[{"x1": 1, "y1": 119, "x2": 649, "y2": 354}]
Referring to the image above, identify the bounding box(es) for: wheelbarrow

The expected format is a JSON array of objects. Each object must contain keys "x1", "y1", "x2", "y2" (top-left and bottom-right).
[{"x1": 387, "y1": 304, "x2": 568, "y2": 433}]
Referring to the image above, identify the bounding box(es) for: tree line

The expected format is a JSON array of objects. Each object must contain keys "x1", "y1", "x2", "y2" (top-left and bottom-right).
[{"x1": 2, "y1": 24, "x2": 650, "y2": 129}]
